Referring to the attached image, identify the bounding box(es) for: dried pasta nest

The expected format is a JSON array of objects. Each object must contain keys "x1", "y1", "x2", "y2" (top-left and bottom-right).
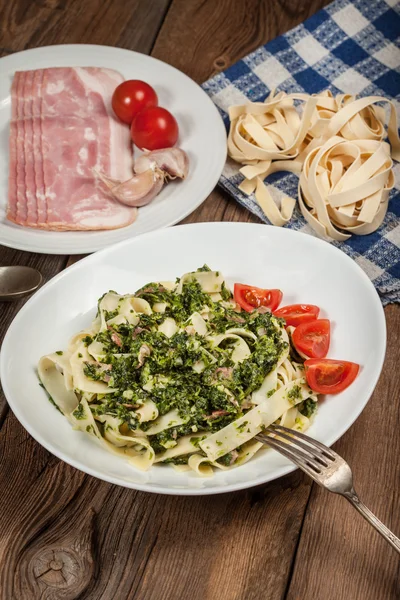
[{"x1": 227, "y1": 90, "x2": 400, "y2": 240}]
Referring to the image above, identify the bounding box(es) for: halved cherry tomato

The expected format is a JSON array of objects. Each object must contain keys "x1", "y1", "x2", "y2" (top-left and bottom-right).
[
  {"x1": 305, "y1": 358, "x2": 359, "y2": 394},
  {"x1": 292, "y1": 319, "x2": 330, "y2": 358},
  {"x1": 234, "y1": 283, "x2": 283, "y2": 312},
  {"x1": 112, "y1": 80, "x2": 158, "y2": 124},
  {"x1": 131, "y1": 106, "x2": 179, "y2": 150},
  {"x1": 274, "y1": 304, "x2": 320, "y2": 327}
]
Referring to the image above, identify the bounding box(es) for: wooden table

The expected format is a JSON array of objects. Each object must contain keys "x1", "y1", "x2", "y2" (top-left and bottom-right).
[{"x1": 1, "y1": 1, "x2": 399, "y2": 598}]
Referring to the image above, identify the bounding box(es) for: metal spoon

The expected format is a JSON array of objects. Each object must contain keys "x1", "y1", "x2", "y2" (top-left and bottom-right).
[{"x1": 0, "y1": 266, "x2": 43, "y2": 301}]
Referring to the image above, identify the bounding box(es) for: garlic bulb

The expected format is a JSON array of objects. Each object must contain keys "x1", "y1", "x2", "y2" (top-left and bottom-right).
[
  {"x1": 95, "y1": 169, "x2": 164, "y2": 207},
  {"x1": 94, "y1": 147, "x2": 188, "y2": 209}
]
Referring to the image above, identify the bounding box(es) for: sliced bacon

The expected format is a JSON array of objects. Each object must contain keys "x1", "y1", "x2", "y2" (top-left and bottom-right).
[
  {"x1": 7, "y1": 73, "x2": 19, "y2": 222},
  {"x1": 136, "y1": 285, "x2": 167, "y2": 296},
  {"x1": 32, "y1": 69, "x2": 47, "y2": 223},
  {"x1": 228, "y1": 450, "x2": 239, "y2": 466},
  {"x1": 94, "y1": 362, "x2": 112, "y2": 371},
  {"x1": 7, "y1": 67, "x2": 136, "y2": 231},
  {"x1": 23, "y1": 70, "x2": 39, "y2": 226},
  {"x1": 132, "y1": 326, "x2": 147, "y2": 338},
  {"x1": 203, "y1": 410, "x2": 230, "y2": 420},
  {"x1": 215, "y1": 367, "x2": 233, "y2": 379},
  {"x1": 229, "y1": 315, "x2": 246, "y2": 324},
  {"x1": 16, "y1": 71, "x2": 27, "y2": 224},
  {"x1": 110, "y1": 332, "x2": 122, "y2": 348}
]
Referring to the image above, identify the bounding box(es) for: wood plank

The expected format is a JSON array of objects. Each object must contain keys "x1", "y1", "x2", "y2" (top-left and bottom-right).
[
  {"x1": 0, "y1": 408, "x2": 313, "y2": 600},
  {"x1": 286, "y1": 305, "x2": 400, "y2": 600},
  {"x1": 132, "y1": 473, "x2": 310, "y2": 600},
  {"x1": 0, "y1": 0, "x2": 170, "y2": 54},
  {"x1": 151, "y1": 0, "x2": 331, "y2": 83}
]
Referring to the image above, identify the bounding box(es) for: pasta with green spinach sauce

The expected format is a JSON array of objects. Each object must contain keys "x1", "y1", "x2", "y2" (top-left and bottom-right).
[{"x1": 38, "y1": 266, "x2": 318, "y2": 476}]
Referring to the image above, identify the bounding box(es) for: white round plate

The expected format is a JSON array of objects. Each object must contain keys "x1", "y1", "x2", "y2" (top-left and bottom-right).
[
  {"x1": 0, "y1": 45, "x2": 226, "y2": 254},
  {"x1": 1, "y1": 223, "x2": 386, "y2": 495}
]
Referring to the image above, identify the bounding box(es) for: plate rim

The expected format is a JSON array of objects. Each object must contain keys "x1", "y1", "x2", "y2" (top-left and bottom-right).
[
  {"x1": 0, "y1": 222, "x2": 387, "y2": 495},
  {"x1": 0, "y1": 44, "x2": 227, "y2": 254}
]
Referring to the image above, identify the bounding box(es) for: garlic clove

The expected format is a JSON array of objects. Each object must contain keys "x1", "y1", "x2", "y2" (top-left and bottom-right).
[
  {"x1": 94, "y1": 169, "x2": 164, "y2": 207},
  {"x1": 134, "y1": 147, "x2": 189, "y2": 179}
]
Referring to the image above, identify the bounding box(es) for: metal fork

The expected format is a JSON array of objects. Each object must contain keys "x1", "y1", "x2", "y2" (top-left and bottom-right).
[{"x1": 256, "y1": 424, "x2": 400, "y2": 554}]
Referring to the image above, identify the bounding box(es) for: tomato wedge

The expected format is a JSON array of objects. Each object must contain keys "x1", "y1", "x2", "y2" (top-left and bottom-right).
[
  {"x1": 234, "y1": 284, "x2": 283, "y2": 312},
  {"x1": 305, "y1": 359, "x2": 359, "y2": 394},
  {"x1": 274, "y1": 304, "x2": 320, "y2": 327},
  {"x1": 292, "y1": 319, "x2": 330, "y2": 358}
]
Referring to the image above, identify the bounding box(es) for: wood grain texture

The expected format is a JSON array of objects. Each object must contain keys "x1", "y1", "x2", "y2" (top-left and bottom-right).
[
  {"x1": 286, "y1": 304, "x2": 400, "y2": 600},
  {"x1": 0, "y1": 0, "x2": 399, "y2": 599},
  {"x1": 152, "y1": 0, "x2": 332, "y2": 83},
  {"x1": 0, "y1": 0, "x2": 170, "y2": 54},
  {"x1": 0, "y1": 409, "x2": 313, "y2": 600}
]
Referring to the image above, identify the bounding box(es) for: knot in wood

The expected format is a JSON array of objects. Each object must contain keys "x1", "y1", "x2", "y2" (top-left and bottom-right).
[
  {"x1": 214, "y1": 56, "x2": 228, "y2": 70},
  {"x1": 14, "y1": 508, "x2": 96, "y2": 599},
  {"x1": 49, "y1": 559, "x2": 63, "y2": 571},
  {"x1": 33, "y1": 548, "x2": 82, "y2": 588}
]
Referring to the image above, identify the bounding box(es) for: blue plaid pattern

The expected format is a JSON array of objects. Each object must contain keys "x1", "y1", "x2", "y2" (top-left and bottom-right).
[{"x1": 202, "y1": 0, "x2": 400, "y2": 305}]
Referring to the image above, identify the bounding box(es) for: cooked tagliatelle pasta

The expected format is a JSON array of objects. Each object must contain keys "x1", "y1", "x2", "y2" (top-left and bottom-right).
[
  {"x1": 228, "y1": 90, "x2": 400, "y2": 240},
  {"x1": 38, "y1": 267, "x2": 319, "y2": 476}
]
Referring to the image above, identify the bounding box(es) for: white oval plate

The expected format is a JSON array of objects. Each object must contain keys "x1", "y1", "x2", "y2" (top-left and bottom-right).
[
  {"x1": 1, "y1": 223, "x2": 386, "y2": 495},
  {"x1": 0, "y1": 45, "x2": 226, "y2": 254}
]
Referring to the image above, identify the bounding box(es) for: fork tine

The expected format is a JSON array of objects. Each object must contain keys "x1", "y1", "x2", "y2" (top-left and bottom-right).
[
  {"x1": 265, "y1": 426, "x2": 330, "y2": 467},
  {"x1": 256, "y1": 434, "x2": 307, "y2": 469},
  {"x1": 256, "y1": 433, "x2": 323, "y2": 481},
  {"x1": 262, "y1": 433, "x2": 324, "y2": 472},
  {"x1": 269, "y1": 423, "x2": 337, "y2": 460}
]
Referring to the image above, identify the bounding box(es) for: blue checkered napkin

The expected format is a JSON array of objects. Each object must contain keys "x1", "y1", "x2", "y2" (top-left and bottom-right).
[{"x1": 202, "y1": 0, "x2": 400, "y2": 305}]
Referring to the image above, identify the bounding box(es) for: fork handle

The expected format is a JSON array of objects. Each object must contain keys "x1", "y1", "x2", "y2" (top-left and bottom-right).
[{"x1": 344, "y1": 490, "x2": 400, "y2": 554}]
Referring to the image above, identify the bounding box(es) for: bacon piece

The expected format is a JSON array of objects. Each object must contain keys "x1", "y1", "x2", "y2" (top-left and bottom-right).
[
  {"x1": 135, "y1": 285, "x2": 167, "y2": 297},
  {"x1": 32, "y1": 69, "x2": 47, "y2": 223},
  {"x1": 215, "y1": 367, "x2": 233, "y2": 379},
  {"x1": 111, "y1": 332, "x2": 122, "y2": 348},
  {"x1": 228, "y1": 450, "x2": 239, "y2": 466},
  {"x1": 7, "y1": 67, "x2": 137, "y2": 231},
  {"x1": 23, "y1": 70, "x2": 38, "y2": 225},
  {"x1": 229, "y1": 315, "x2": 246, "y2": 324},
  {"x1": 7, "y1": 73, "x2": 19, "y2": 222},
  {"x1": 16, "y1": 72, "x2": 27, "y2": 223},
  {"x1": 132, "y1": 326, "x2": 147, "y2": 338},
  {"x1": 204, "y1": 410, "x2": 230, "y2": 420}
]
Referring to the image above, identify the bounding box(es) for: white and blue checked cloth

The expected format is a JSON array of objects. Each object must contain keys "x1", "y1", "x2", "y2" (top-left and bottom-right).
[{"x1": 202, "y1": 0, "x2": 400, "y2": 305}]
